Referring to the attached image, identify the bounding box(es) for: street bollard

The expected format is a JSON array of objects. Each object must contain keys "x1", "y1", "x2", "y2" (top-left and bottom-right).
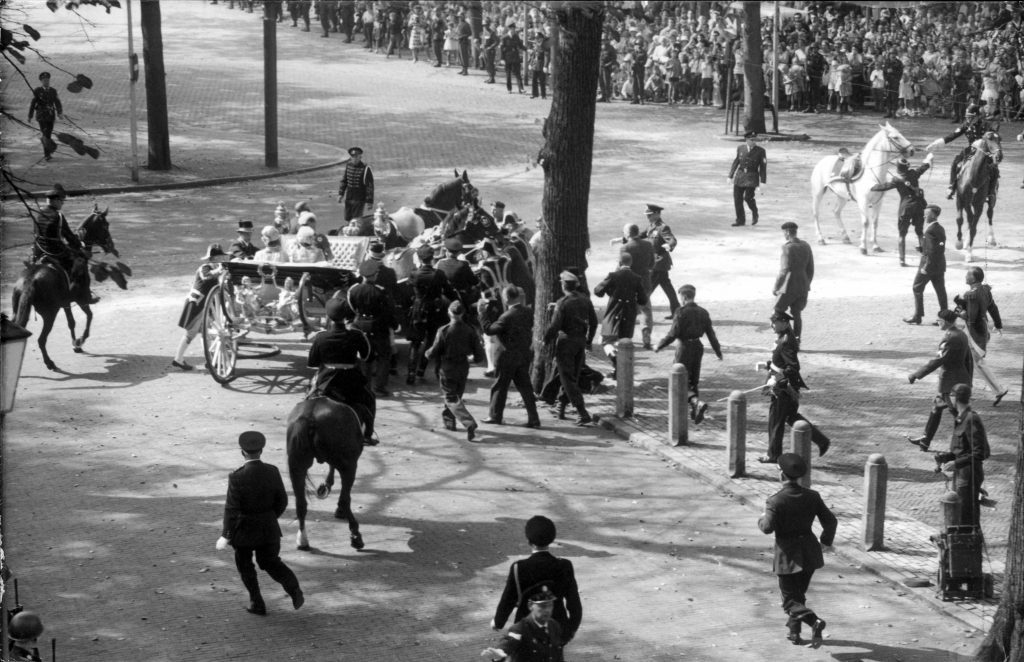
[
  {"x1": 862, "y1": 454, "x2": 888, "y2": 551},
  {"x1": 668, "y1": 363, "x2": 688, "y2": 446},
  {"x1": 941, "y1": 491, "x2": 962, "y2": 529},
  {"x1": 791, "y1": 421, "x2": 812, "y2": 488},
  {"x1": 615, "y1": 338, "x2": 634, "y2": 418},
  {"x1": 727, "y1": 390, "x2": 746, "y2": 477}
]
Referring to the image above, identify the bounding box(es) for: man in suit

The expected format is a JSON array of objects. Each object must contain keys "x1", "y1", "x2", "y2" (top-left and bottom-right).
[
  {"x1": 594, "y1": 252, "x2": 647, "y2": 380},
  {"x1": 655, "y1": 284, "x2": 722, "y2": 425},
  {"x1": 729, "y1": 131, "x2": 767, "y2": 226},
  {"x1": 908, "y1": 309, "x2": 974, "y2": 451},
  {"x1": 645, "y1": 204, "x2": 679, "y2": 319},
  {"x1": 904, "y1": 205, "x2": 947, "y2": 325},
  {"x1": 616, "y1": 223, "x2": 655, "y2": 348},
  {"x1": 935, "y1": 384, "x2": 991, "y2": 526},
  {"x1": 954, "y1": 266, "x2": 1007, "y2": 405},
  {"x1": 500, "y1": 26, "x2": 525, "y2": 94},
  {"x1": 491, "y1": 516, "x2": 582, "y2": 647},
  {"x1": 482, "y1": 286, "x2": 540, "y2": 428},
  {"x1": 758, "y1": 453, "x2": 837, "y2": 646},
  {"x1": 228, "y1": 220, "x2": 257, "y2": 260},
  {"x1": 216, "y1": 431, "x2": 304, "y2": 616},
  {"x1": 773, "y1": 221, "x2": 814, "y2": 342}
]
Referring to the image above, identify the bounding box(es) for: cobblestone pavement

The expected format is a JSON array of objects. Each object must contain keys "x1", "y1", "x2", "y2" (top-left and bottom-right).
[{"x1": 1, "y1": 3, "x2": 1022, "y2": 661}]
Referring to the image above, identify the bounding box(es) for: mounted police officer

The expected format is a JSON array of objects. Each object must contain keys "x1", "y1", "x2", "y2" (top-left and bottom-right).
[
  {"x1": 32, "y1": 183, "x2": 99, "y2": 304},
  {"x1": 927, "y1": 102, "x2": 999, "y2": 200},
  {"x1": 337, "y1": 146, "x2": 375, "y2": 223},
  {"x1": 406, "y1": 244, "x2": 457, "y2": 385},
  {"x1": 871, "y1": 153, "x2": 935, "y2": 266}
]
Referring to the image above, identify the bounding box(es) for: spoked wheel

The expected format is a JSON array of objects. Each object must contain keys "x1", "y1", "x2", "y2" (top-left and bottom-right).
[{"x1": 202, "y1": 284, "x2": 239, "y2": 384}]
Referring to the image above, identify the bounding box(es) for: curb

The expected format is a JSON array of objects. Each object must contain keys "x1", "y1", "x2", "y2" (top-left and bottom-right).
[{"x1": 596, "y1": 411, "x2": 994, "y2": 634}]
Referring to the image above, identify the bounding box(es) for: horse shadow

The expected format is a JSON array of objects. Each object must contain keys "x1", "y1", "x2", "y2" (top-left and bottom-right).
[{"x1": 823, "y1": 638, "x2": 973, "y2": 661}]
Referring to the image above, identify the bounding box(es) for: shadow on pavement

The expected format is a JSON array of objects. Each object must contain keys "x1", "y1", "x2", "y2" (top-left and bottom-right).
[{"x1": 825, "y1": 638, "x2": 974, "y2": 661}]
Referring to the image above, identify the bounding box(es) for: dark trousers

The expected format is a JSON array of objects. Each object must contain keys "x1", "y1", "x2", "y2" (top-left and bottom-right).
[
  {"x1": 920, "y1": 392, "x2": 954, "y2": 446},
  {"x1": 953, "y1": 469, "x2": 983, "y2": 527},
  {"x1": 234, "y1": 538, "x2": 300, "y2": 606},
  {"x1": 911, "y1": 271, "x2": 947, "y2": 319},
  {"x1": 489, "y1": 355, "x2": 539, "y2": 422},
  {"x1": 553, "y1": 335, "x2": 587, "y2": 414},
  {"x1": 439, "y1": 364, "x2": 475, "y2": 430},
  {"x1": 459, "y1": 40, "x2": 471, "y2": 73},
  {"x1": 806, "y1": 77, "x2": 821, "y2": 109},
  {"x1": 773, "y1": 292, "x2": 808, "y2": 340},
  {"x1": 344, "y1": 198, "x2": 366, "y2": 222},
  {"x1": 768, "y1": 388, "x2": 830, "y2": 459},
  {"x1": 506, "y1": 62, "x2": 523, "y2": 92},
  {"x1": 651, "y1": 270, "x2": 679, "y2": 314},
  {"x1": 897, "y1": 209, "x2": 925, "y2": 263},
  {"x1": 37, "y1": 115, "x2": 56, "y2": 157},
  {"x1": 599, "y1": 67, "x2": 613, "y2": 100},
  {"x1": 531, "y1": 70, "x2": 547, "y2": 98},
  {"x1": 952, "y1": 84, "x2": 969, "y2": 122},
  {"x1": 484, "y1": 52, "x2": 496, "y2": 81},
  {"x1": 630, "y1": 69, "x2": 644, "y2": 103},
  {"x1": 364, "y1": 23, "x2": 374, "y2": 47},
  {"x1": 433, "y1": 40, "x2": 444, "y2": 64},
  {"x1": 733, "y1": 186, "x2": 758, "y2": 224},
  {"x1": 674, "y1": 340, "x2": 703, "y2": 397},
  {"x1": 885, "y1": 86, "x2": 899, "y2": 115},
  {"x1": 778, "y1": 569, "x2": 819, "y2": 630}
]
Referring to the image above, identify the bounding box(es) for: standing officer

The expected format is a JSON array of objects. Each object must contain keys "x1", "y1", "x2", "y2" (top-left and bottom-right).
[
  {"x1": 348, "y1": 260, "x2": 397, "y2": 398},
  {"x1": 500, "y1": 26, "x2": 526, "y2": 94},
  {"x1": 655, "y1": 284, "x2": 722, "y2": 424},
  {"x1": 229, "y1": 220, "x2": 257, "y2": 260},
  {"x1": 907, "y1": 309, "x2": 973, "y2": 451},
  {"x1": 490, "y1": 515, "x2": 583, "y2": 647},
  {"x1": 934, "y1": 384, "x2": 990, "y2": 527},
  {"x1": 482, "y1": 285, "x2": 540, "y2": 428},
  {"x1": 761, "y1": 311, "x2": 830, "y2": 463},
  {"x1": 615, "y1": 223, "x2": 655, "y2": 348},
  {"x1": 644, "y1": 204, "x2": 679, "y2": 319},
  {"x1": 903, "y1": 204, "x2": 947, "y2": 325},
  {"x1": 881, "y1": 47, "x2": 903, "y2": 119},
  {"x1": 728, "y1": 131, "x2": 767, "y2": 227},
  {"x1": 758, "y1": 453, "x2": 836, "y2": 646},
  {"x1": 594, "y1": 252, "x2": 647, "y2": 380},
  {"x1": 216, "y1": 431, "x2": 304, "y2": 616},
  {"x1": 337, "y1": 146, "x2": 375, "y2": 222},
  {"x1": 28, "y1": 71, "x2": 63, "y2": 160},
  {"x1": 773, "y1": 222, "x2": 814, "y2": 342},
  {"x1": 426, "y1": 301, "x2": 485, "y2": 440},
  {"x1": 31, "y1": 183, "x2": 99, "y2": 304},
  {"x1": 871, "y1": 154, "x2": 935, "y2": 266},
  {"x1": 406, "y1": 245, "x2": 457, "y2": 385},
  {"x1": 482, "y1": 22, "x2": 498, "y2": 84},
  {"x1": 543, "y1": 270, "x2": 598, "y2": 425},
  {"x1": 954, "y1": 266, "x2": 1007, "y2": 405}
]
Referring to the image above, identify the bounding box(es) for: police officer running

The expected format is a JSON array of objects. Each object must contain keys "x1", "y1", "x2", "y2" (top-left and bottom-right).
[{"x1": 655, "y1": 284, "x2": 722, "y2": 424}]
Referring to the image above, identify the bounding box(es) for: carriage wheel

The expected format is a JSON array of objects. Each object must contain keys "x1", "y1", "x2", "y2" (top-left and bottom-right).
[
  {"x1": 202, "y1": 284, "x2": 239, "y2": 384},
  {"x1": 296, "y1": 273, "x2": 328, "y2": 338}
]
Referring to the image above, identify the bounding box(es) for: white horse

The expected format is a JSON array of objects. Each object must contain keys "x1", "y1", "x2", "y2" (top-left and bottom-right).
[{"x1": 810, "y1": 122, "x2": 916, "y2": 254}]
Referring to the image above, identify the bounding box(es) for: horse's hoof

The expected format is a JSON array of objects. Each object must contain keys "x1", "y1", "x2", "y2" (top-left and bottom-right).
[
  {"x1": 73, "y1": 346, "x2": 84, "y2": 354},
  {"x1": 46, "y1": 362, "x2": 58, "y2": 372},
  {"x1": 315, "y1": 483, "x2": 332, "y2": 500},
  {"x1": 350, "y1": 533, "x2": 365, "y2": 550},
  {"x1": 955, "y1": 240, "x2": 964, "y2": 250},
  {"x1": 872, "y1": 246, "x2": 884, "y2": 253},
  {"x1": 859, "y1": 248, "x2": 867, "y2": 256},
  {"x1": 297, "y1": 542, "x2": 311, "y2": 551}
]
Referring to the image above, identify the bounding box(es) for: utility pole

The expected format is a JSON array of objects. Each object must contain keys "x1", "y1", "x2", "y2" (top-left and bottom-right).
[
  {"x1": 263, "y1": 1, "x2": 278, "y2": 168},
  {"x1": 126, "y1": 0, "x2": 140, "y2": 181}
]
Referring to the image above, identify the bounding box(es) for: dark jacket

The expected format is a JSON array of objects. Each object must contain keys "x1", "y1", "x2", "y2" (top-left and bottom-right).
[
  {"x1": 347, "y1": 281, "x2": 397, "y2": 334},
  {"x1": 32, "y1": 205, "x2": 82, "y2": 259},
  {"x1": 912, "y1": 326, "x2": 974, "y2": 394},
  {"x1": 918, "y1": 220, "x2": 946, "y2": 275},
  {"x1": 954, "y1": 284, "x2": 1002, "y2": 351},
  {"x1": 426, "y1": 318, "x2": 485, "y2": 373},
  {"x1": 873, "y1": 163, "x2": 930, "y2": 215},
  {"x1": 730, "y1": 144, "x2": 768, "y2": 189},
  {"x1": 496, "y1": 617, "x2": 564, "y2": 662},
  {"x1": 222, "y1": 460, "x2": 288, "y2": 548},
  {"x1": 484, "y1": 302, "x2": 534, "y2": 365},
  {"x1": 774, "y1": 238, "x2": 814, "y2": 297},
  {"x1": 622, "y1": 236, "x2": 655, "y2": 285},
  {"x1": 493, "y1": 550, "x2": 582, "y2": 644},
  {"x1": 656, "y1": 302, "x2": 722, "y2": 357},
  {"x1": 29, "y1": 86, "x2": 62, "y2": 120},
  {"x1": 501, "y1": 34, "x2": 525, "y2": 65},
  {"x1": 543, "y1": 290, "x2": 597, "y2": 345},
  {"x1": 771, "y1": 328, "x2": 808, "y2": 391},
  {"x1": 228, "y1": 237, "x2": 257, "y2": 261},
  {"x1": 758, "y1": 481, "x2": 838, "y2": 575},
  {"x1": 936, "y1": 407, "x2": 989, "y2": 483},
  {"x1": 594, "y1": 267, "x2": 647, "y2": 339}
]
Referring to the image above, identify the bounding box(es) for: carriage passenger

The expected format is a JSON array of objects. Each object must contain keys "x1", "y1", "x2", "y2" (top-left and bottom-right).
[
  {"x1": 308, "y1": 298, "x2": 377, "y2": 445},
  {"x1": 171, "y1": 243, "x2": 230, "y2": 371},
  {"x1": 253, "y1": 226, "x2": 290, "y2": 263},
  {"x1": 295, "y1": 211, "x2": 335, "y2": 261},
  {"x1": 228, "y1": 220, "x2": 257, "y2": 260},
  {"x1": 277, "y1": 277, "x2": 300, "y2": 324},
  {"x1": 289, "y1": 226, "x2": 327, "y2": 264}
]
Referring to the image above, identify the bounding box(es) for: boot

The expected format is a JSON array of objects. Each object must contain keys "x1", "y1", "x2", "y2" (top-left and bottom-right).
[
  {"x1": 555, "y1": 401, "x2": 567, "y2": 420},
  {"x1": 575, "y1": 406, "x2": 593, "y2": 426},
  {"x1": 898, "y1": 236, "x2": 906, "y2": 266}
]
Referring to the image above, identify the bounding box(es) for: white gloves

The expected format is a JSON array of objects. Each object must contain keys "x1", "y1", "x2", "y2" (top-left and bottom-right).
[
  {"x1": 923, "y1": 152, "x2": 934, "y2": 164},
  {"x1": 927, "y1": 138, "x2": 944, "y2": 152},
  {"x1": 216, "y1": 536, "x2": 229, "y2": 551}
]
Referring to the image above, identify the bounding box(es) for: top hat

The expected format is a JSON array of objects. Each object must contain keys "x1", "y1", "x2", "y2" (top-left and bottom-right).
[{"x1": 237, "y1": 220, "x2": 254, "y2": 232}]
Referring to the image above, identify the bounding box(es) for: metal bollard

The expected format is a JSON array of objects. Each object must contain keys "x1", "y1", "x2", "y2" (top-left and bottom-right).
[
  {"x1": 615, "y1": 338, "x2": 635, "y2": 418},
  {"x1": 941, "y1": 491, "x2": 962, "y2": 529},
  {"x1": 668, "y1": 363, "x2": 688, "y2": 446},
  {"x1": 727, "y1": 390, "x2": 746, "y2": 477},
  {"x1": 862, "y1": 454, "x2": 888, "y2": 551},
  {"x1": 790, "y1": 421, "x2": 812, "y2": 488}
]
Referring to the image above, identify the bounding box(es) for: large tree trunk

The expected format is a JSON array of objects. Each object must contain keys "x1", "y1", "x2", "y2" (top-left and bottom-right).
[
  {"x1": 140, "y1": 0, "x2": 171, "y2": 170},
  {"x1": 530, "y1": 2, "x2": 603, "y2": 392},
  {"x1": 975, "y1": 354, "x2": 1024, "y2": 661},
  {"x1": 742, "y1": 1, "x2": 765, "y2": 134}
]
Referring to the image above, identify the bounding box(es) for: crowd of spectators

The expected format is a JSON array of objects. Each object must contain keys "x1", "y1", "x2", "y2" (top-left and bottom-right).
[{"x1": 213, "y1": 1, "x2": 1024, "y2": 121}]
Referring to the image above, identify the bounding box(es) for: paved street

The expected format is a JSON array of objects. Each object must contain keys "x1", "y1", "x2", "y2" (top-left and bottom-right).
[{"x1": 2, "y1": 3, "x2": 1021, "y2": 661}]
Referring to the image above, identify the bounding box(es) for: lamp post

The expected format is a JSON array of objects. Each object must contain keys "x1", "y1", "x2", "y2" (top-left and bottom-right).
[{"x1": 1, "y1": 314, "x2": 32, "y2": 416}]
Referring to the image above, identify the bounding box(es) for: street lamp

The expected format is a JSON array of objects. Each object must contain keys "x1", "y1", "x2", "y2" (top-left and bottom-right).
[{"x1": 1, "y1": 314, "x2": 33, "y2": 416}]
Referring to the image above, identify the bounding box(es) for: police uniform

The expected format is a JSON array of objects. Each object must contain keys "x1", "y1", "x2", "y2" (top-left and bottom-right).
[
  {"x1": 935, "y1": 402, "x2": 990, "y2": 527},
  {"x1": 32, "y1": 196, "x2": 82, "y2": 268},
  {"x1": 338, "y1": 148, "x2": 375, "y2": 221},
  {"x1": 646, "y1": 208, "x2": 679, "y2": 317},
  {"x1": 494, "y1": 614, "x2": 564, "y2": 662},
  {"x1": 729, "y1": 133, "x2": 767, "y2": 226},
  {"x1": 482, "y1": 293, "x2": 540, "y2": 426},
  {"x1": 908, "y1": 313, "x2": 973, "y2": 450},
  {"x1": 28, "y1": 73, "x2": 62, "y2": 159},
  {"x1": 406, "y1": 246, "x2": 458, "y2": 383},
  {"x1": 307, "y1": 303, "x2": 376, "y2": 439},
  {"x1": 347, "y1": 263, "x2": 397, "y2": 395},
  {"x1": 435, "y1": 239, "x2": 481, "y2": 311},
  {"x1": 872, "y1": 160, "x2": 931, "y2": 264},
  {"x1": 935, "y1": 109, "x2": 995, "y2": 193},
  {"x1": 656, "y1": 299, "x2": 722, "y2": 417},
  {"x1": 542, "y1": 274, "x2": 598, "y2": 424}
]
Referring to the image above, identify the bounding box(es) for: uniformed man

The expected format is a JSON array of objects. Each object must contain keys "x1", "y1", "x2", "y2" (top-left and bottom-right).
[
  {"x1": 308, "y1": 297, "x2": 377, "y2": 444},
  {"x1": 229, "y1": 220, "x2": 257, "y2": 260},
  {"x1": 761, "y1": 311, "x2": 831, "y2": 463},
  {"x1": 758, "y1": 453, "x2": 836, "y2": 646},
  {"x1": 728, "y1": 131, "x2": 767, "y2": 226},
  {"x1": 907, "y1": 309, "x2": 974, "y2": 452},
  {"x1": 593, "y1": 252, "x2": 647, "y2": 380},
  {"x1": 903, "y1": 205, "x2": 947, "y2": 325},
  {"x1": 426, "y1": 300, "x2": 485, "y2": 440},
  {"x1": 645, "y1": 203, "x2": 679, "y2": 318},
  {"x1": 615, "y1": 223, "x2": 655, "y2": 348},
  {"x1": 926, "y1": 102, "x2": 998, "y2": 199},
  {"x1": 542, "y1": 270, "x2": 598, "y2": 425},
  {"x1": 482, "y1": 285, "x2": 540, "y2": 427},
  {"x1": 7, "y1": 611, "x2": 44, "y2": 662},
  {"x1": 871, "y1": 154, "x2": 935, "y2": 266},
  {"x1": 655, "y1": 284, "x2": 722, "y2": 424},
  {"x1": 172, "y1": 243, "x2": 230, "y2": 370},
  {"x1": 484, "y1": 586, "x2": 565, "y2": 662},
  {"x1": 406, "y1": 244, "x2": 458, "y2": 385},
  {"x1": 934, "y1": 383, "x2": 990, "y2": 527},
  {"x1": 31, "y1": 184, "x2": 100, "y2": 304},
  {"x1": 216, "y1": 430, "x2": 305, "y2": 616},
  {"x1": 435, "y1": 237, "x2": 481, "y2": 321},
  {"x1": 337, "y1": 146, "x2": 375, "y2": 222},
  {"x1": 773, "y1": 222, "x2": 814, "y2": 341},
  {"x1": 28, "y1": 71, "x2": 62, "y2": 160},
  {"x1": 348, "y1": 260, "x2": 397, "y2": 397}
]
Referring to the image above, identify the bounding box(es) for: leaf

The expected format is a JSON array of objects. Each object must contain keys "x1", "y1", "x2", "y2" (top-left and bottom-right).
[
  {"x1": 57, "y1": 132, "x2": 87, "y2": 156},
  {"x1": 115, "y1": 261, "x2": 133, "y2": 276},
  {"x1": 24, "y1": 24, "x2": 41, "y2": 41},
  {"x1": 8, "y1": 49, "x2": 25, "y2": 65},
  {"x1": 108, "y1": 267, "x2": 128, "y2": 290},
  {"x1": 91, "y1": 263, "x2": 110, "y2": 282},
  {"x1": 66, "y1": 80, "x2": 83, "y2": 93},
  {"x1": 84, "y1": 145, "x2": 100, "y2": 159},
  {"x1": 46, "y1": 0, "x2": 58, "y2": 11},
  {"x1": 75, "y1": 74, "x2": 93, "y2": 89},
  {"x1": 1, "y1": 28, "x2": 12, "y2": 48}
]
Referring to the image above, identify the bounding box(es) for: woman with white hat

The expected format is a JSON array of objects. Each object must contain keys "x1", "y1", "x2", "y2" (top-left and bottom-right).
[
  {"x1": 288, "y1": 226, "x2": 327, "y2": 263},
  {"x1": 254, "y1": 225, "x2": 289, "y2": 263}
]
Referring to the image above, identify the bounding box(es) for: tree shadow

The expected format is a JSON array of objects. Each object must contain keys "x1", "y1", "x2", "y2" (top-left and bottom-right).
[
  {"x1": 824, "y1": 638, "x2": 974, "y2": 661},
  {"x1": 21, "y1": 352, "x2": 187, "y2": 388}
]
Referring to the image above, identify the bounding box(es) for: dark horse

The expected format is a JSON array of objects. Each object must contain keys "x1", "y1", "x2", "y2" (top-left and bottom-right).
[
  {"x1": 12, "y1": 205, "x2": 120, "y2": 371},
  {"x1": 954, "y1": 131, "x2": 1001, "y2": 263},
  {"x1": 389, "y1": 169, "x2": 487, "y2": 237},
  {"x1": 286, "y1": 397, "x2": 365, "y2": 551}
]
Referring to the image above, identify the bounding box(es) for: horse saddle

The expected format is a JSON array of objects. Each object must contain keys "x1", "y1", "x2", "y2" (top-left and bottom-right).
[
  {"x1": 828, "y1": 153, "x2": 864, "y2": 186},
  {"x1": 29, "y1": 255, "x2": 75, "y2": 291}
]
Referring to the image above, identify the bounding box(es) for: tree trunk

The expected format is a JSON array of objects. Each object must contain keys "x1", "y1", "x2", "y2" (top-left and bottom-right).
[
  {"x1": 468, "y1": 0, "x2": 482, "y2": 39},
  {"x1": 140, "y1": 0, "x2": 171, "y2": 170},
  {"x1": 974, "y1": 353, "x2": 1024, "y2": 661},
  {"x1": 530, "y1": 2, "x2": 603, "y2": 392},
  {"x1": 742, "y1": 1, "x2": 765, "y2": 133}
]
